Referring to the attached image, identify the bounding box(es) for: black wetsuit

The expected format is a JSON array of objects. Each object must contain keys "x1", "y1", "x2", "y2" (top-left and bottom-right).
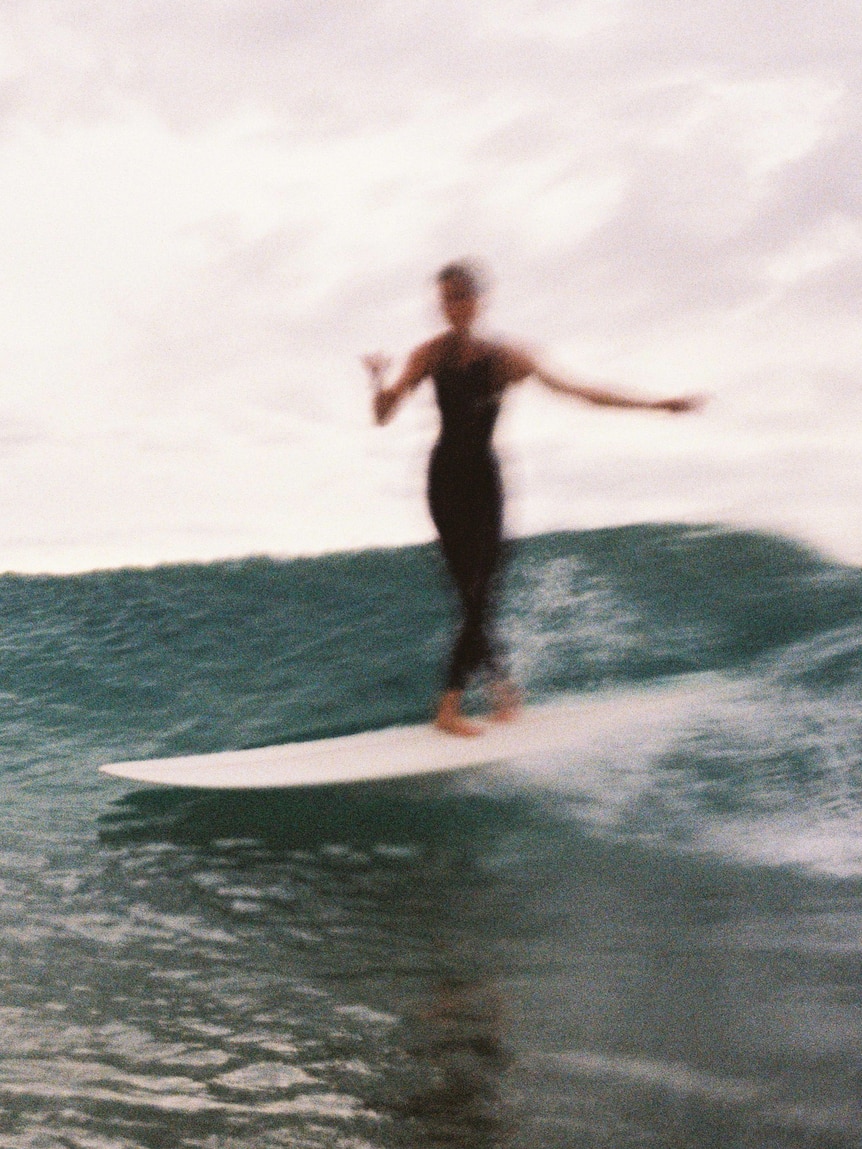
[{"x1": 428, "y1": 338, "x2": 506, "y2": 691}]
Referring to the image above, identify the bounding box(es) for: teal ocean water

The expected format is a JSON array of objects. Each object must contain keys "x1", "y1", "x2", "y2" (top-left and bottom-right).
[{"x1": 2, "y1": 524, "x2": 861, "y2": 1148}]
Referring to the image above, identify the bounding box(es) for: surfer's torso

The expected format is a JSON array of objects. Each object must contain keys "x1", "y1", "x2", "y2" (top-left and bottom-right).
[{"x1": 430, "y1": 335, "x2": 504, "y2": 462}]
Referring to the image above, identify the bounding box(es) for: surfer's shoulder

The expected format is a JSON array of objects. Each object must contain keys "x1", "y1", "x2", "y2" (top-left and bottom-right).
[
  {"x1": 490, "y1": 338, "x2": 536, "y2": 384},
  {"x1": 411, "y1": 333, "x2": 452, "y2": 378}
]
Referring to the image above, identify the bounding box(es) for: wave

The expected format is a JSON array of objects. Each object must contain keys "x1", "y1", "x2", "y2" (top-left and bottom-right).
[{"x1": 2, "y1": 523, "x2": 861, "y2": 876}]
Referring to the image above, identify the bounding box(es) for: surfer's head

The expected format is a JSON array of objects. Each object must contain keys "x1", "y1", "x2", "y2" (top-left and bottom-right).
[{"x1": 437, "y1": 260, "x2": 485, "y2": 333}]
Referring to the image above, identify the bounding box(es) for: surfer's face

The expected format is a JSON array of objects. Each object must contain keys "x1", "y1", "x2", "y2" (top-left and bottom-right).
[{"x1": 439, "y1": 277, "x2": 480, "y2": 333}]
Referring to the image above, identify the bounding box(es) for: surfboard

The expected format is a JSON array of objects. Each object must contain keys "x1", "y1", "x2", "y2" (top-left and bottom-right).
[
  {"x1": 99, "y1": 680, "x2": 706, "y2": 791},
  {"x1": 99, "y1": 696, "x2": 609, "y2": 790}
]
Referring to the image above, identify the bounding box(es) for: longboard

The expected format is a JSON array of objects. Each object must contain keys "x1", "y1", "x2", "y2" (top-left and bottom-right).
[{"x1": 99, "y1": 696, "x2": 617, "y2": 790}]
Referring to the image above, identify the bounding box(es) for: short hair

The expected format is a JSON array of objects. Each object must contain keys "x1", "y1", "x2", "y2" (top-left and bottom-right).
[{"x1": 436, "y1": 260, "x2": 486, "y2": 296}]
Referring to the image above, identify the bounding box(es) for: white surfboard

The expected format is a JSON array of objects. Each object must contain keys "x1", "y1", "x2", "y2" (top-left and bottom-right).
[
  {"x1": 98, "y1": 697, "x2": 594, "y2": 790},
  {"x1": 98, "y1": 684, "x2": 697, "y2": 790}
]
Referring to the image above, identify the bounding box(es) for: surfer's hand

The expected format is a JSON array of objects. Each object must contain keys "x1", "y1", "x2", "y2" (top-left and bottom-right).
[
  {"x1": 654, "y1": 394, "x2": 706, "y2": 414},
  {"x1": 362, "y1": 353, "x2": 391, "y2": 387}
]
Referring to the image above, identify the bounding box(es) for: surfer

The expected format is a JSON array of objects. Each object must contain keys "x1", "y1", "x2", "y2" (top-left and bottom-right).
[{"x1": 363, "y1": 262, "x2": 701, "y2": 737}]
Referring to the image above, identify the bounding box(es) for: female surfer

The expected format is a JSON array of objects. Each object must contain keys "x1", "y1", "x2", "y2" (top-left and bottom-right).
[{"x1": 363, "y1": 262, "x2": 701, "y2": 737}]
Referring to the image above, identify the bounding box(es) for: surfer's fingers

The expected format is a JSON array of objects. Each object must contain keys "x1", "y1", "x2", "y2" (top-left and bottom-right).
[{"x1": 362, "y1": 352, "x2": 392, "y2": 381}]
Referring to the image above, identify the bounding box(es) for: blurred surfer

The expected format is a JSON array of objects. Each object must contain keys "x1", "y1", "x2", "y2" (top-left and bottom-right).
[{"x1": 363, "y1": 262, "x2": 701, "y2": 736}]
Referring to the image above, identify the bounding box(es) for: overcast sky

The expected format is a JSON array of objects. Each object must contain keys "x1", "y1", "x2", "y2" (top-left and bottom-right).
[{"x1": 1, "y1": 0, "x2": 860, "y2": 572}]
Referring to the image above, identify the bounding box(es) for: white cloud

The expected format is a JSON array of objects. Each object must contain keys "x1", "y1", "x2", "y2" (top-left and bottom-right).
[
  {"x1": 481, "y1": 0, "x2": 624, "y2": 40},
  {"x1": 481, "y1": 158, "x2": 625, "y2": 251},
  {"x1": 762, "y1": 215, "x2": 862, "y2": 288},
  {"x1": 650, "y1": 76, "x2": 842, "y2": 178},
  {"x1": 0, "y1": 0, "x2": 860, "y2": 570}
]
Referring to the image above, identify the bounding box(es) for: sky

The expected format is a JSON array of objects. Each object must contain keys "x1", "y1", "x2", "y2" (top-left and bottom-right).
[{"x1": 1, "y1": 0, "x2": 861, "y2": 572}]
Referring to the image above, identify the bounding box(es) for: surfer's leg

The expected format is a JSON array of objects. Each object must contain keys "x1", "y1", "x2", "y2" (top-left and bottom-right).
[
  {"x1": 428, "y1": 450, "x2": 474, "y2": 679},
  {"x1": 434, "y1": 689, "x2": 483, "y2": 737},
  {"x1": 428, "y1": 451, "x2": 489, "y2": 735},
  {"x1": 441, "y1": 514, "x2": 501, "y2": 697},
  {"x1": 464, "y1": 562, "x2": 520, "y2": 722},
  {"x1": 453, "y1": 574, "x2": 494, "y2": 684},
  {"x1": 428, "y1": 450, "x2": 518, "y2": 732},
  {"x1": 435, "y1": 559, "x2": 487, "y2": 735},
  {"x1": 466, "y1": 463, "x2": 521, "y2": 721},
  {"x1": 489, "y1": 679, "x2": 522, "y2": 723}
]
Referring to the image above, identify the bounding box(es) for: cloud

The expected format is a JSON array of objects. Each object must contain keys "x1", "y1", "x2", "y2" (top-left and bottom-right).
[{"x1": 0, "y1": 0, "x2": 860, "y2": 568}]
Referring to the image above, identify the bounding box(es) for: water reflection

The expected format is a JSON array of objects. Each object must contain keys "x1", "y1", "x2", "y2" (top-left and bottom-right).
[
  {"x1": 91, "y1": 779, "x2": 534, "y2": 1145},
  {"x1": 67, "y1": 781, "x2": 862, "y2": 1147},
  {"x1": 97, "y1": 776, "x2": 542, "y2": 854},
  {"x1": 397, "y1": 975, "x2": 512, "y2": 1146}
]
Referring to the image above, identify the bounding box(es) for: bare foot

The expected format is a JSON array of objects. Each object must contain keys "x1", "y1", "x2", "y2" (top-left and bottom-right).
[
  {"x1": 489, "y1": 681, "x2": 522, "y2": 724},
  {"x1": 434, "y1": 690, "x2": 484, "y2": 737}
]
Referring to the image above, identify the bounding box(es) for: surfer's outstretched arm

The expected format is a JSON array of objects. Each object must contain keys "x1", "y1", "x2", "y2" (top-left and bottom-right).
[
  {"x1": 499, "y1": 345, "x2": 703, "y2": 413},
  {"x1": 539, "y1": 367, "x2": 703, "y2": 412},
  {"x1": 363, "y1": 342, "x2": 436, "y2": 425}
]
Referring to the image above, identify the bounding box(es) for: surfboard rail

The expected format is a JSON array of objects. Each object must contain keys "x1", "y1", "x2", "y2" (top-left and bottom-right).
[
  {"x1": 99, "y1": 682, "x2": 701, "y2": 790},
  {"x1": 99, "y1": 697, "x2": 595, "y2": 789}
]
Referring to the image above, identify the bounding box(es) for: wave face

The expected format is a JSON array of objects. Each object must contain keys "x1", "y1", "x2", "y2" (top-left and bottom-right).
[
  {"x1": 3, "y1": 523, "x2": 862, "y2": 864},
  {"x1": 3, "y1": 523, "x2": 862, "y2": 745},
  {"x1": 2, "y1": 524, "x2": 861, "y2": 1148}
]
